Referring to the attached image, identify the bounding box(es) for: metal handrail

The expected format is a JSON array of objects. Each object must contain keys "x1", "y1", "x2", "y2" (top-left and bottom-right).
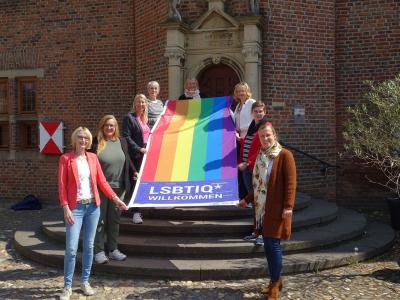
[{"x1": 280, "y1": 141, "x2": 340, "y2": 176}]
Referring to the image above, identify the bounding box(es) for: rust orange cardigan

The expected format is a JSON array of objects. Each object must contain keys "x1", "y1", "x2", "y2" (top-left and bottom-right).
[
  {"x1": 244, "y1": 148, "x2": 297, "y2": 240},
  {"x1": 58, "y1": 151, "x2": 117, "y2": 209}
]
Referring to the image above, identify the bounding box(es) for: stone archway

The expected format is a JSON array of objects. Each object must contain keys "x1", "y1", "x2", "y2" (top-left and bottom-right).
[
  {"x1": 163, "y1": 1, "x2": 263, "y2": 100},
  {"x1": 198, "y1": 64, "x2": 240, "y2": 98}
]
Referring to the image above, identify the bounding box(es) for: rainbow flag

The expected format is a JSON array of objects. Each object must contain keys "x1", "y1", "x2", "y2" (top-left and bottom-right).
[{"x1": 128, "y1": 96, "x2": 238, "y2": 207}]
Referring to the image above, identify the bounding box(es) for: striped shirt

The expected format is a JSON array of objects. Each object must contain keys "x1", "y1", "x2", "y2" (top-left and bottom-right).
[{"x1": 242, "y1": 132, "x2": 255, "y2": 163}]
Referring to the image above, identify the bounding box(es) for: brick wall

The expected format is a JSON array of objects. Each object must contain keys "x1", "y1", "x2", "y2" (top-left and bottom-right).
[
  {"x1": 0, "y1": 0, "x2": 398, "y2": 205},
  {"x1": 259, "y1": 0, "x2": 337, "y2": 200},
  {"x1": 335, "y1": 0, "x2": 400, "y2": 207},
  {"x1": 133, "y1": 1, "x2": 169, "y2": 99},
  {"x1": 0, "y1": 0, "x2": 136, "y2": 202}
]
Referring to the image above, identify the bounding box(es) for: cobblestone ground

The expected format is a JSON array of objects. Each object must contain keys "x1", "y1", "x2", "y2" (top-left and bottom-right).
[{"x1": 0, "y1": 203, "x2": 399, "y2": 300}]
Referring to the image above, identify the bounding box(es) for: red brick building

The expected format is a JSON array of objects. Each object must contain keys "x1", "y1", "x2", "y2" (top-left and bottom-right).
[{"x1": 0, "y1": 0, "x2": 398, "y2": 206}]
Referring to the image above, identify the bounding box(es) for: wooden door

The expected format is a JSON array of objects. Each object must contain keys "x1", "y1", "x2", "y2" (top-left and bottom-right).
[{"x1": 198, "y1": 64, "x2": 240, "y2": 98}]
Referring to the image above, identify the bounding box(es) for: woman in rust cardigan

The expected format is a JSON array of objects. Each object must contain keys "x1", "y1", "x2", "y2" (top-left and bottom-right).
[{"x1": 239, "y1": 121, "x2": 296, "y2": 300}]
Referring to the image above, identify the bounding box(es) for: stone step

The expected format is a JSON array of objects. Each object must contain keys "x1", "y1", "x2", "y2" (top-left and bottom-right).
[
  {"x1": 130, "y1": 192, "x2": 311, "y2": 220},
  {"x1": 13, "y1": 222, "x2": 395, "y2": 280},
  {"x1": 119, "y1": 198, "x2": 337, "y2": 236},
  {"x1": 42, "y1": 198, "x2": 337, "y2": 241},
  {"x1": 41, "y1": 208, "x2": 363, "y2": 258}
]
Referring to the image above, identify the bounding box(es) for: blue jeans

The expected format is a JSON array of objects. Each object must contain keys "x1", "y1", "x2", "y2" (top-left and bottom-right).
[
  {"x1": 64, "y1": 203, "x2": 100, "y2": 288},
  {"x1": 263, "y1": 237, "x2": 283, "y2": 283},
  {"x1": 242, "y1": 168, "x2": 253, "y2": 194},
  {"x1": 238, "y1": 168, "x2": 253, "y2": 199}
]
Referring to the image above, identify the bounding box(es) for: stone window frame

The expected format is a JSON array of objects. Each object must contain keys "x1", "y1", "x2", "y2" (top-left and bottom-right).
[
  {"x1": 0, "y1": 78, "x2": 8, "y2": 114},
  {"x1": 0, "y1": 122, "x2": 9, "y2": 148},
  {"x1": 18, "y1": 120, "x2": 38, "y2": 149},
  {"x1": 17, "y1": 77, "x2": 38, "y2": 114},
  {"x1": 0, "y1": 69, "x2": 43, "y2": 160}
]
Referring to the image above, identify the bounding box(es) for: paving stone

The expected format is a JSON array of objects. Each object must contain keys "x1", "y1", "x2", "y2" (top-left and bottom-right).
[{"x1": 0, "y1": 203, "x2": 399, "y2": 299}]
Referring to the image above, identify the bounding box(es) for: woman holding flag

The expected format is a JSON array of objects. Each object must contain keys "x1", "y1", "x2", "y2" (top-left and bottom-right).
[
  {"x1": 91, "y1": 115, "x2": 136, "y2": 264},
  {"x1": 58, "y1": 127, "x2": 127, "y2": 300}
]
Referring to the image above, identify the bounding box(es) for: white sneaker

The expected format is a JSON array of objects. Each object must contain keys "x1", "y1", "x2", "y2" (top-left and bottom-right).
[
  {"x1": 59, "y1": 287, "x2": 72, "y2": 300},
  {"x1": 132, "y1": 212, "x2": 143, "y2": 224},
  {"x1": 94, "y1": 251, "x2": 108, "y2": 264},
  {"x1": 109, "y1": 249, "x2": 127, "y2": 261},
  {"x1": 254, "y1": 235, "x2": 264, "y2": 246},
  {"x1": 81, "y1": 282, "x2": 95, "y2": 296}
]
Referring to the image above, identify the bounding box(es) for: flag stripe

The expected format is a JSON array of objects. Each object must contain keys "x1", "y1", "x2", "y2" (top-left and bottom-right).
[
  {"x1": 154, "y1": 100, "x2": 189, "y2": 180},
  {"x1": 188, "y1": 98, "x2": 213, "y2": 180},
  {"x1": 221, "y1": 99, "x2": 237, "y2": 178},
  {"x1": 204, "y1": 98, "x2": 224, "y2": 179},
  {"x1": 170, "y1": 99, "x2": 201, "y2": 181},
  {"x1": 141, "y1": 101, "x2": 177, "y2": 181}
]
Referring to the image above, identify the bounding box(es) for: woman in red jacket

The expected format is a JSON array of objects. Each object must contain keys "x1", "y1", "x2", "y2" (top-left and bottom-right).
[{"x1": 58, "y1": 127, "x2": 127, "y2": 300}]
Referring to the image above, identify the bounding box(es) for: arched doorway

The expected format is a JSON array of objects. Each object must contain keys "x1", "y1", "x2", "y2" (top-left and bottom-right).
[{"x1": 198, "y1": 64, "x2": 240, "y2": 98}]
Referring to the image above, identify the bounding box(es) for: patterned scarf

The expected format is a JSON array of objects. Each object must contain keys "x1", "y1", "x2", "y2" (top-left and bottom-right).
[
  {"x1": 184, "y1": 89, "x2": 200, "y2": 99},
  {"x1": 253, "y1": 141, "x2": 282, "y2": 230}
]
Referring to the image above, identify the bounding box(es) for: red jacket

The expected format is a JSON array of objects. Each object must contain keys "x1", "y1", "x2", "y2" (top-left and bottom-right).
[
  {"x1": 239, "y1": 131, "x2": 261, "y2": 171},
  {"x1": 58, "y1": 151, "x2": 117, "y2": 209}
]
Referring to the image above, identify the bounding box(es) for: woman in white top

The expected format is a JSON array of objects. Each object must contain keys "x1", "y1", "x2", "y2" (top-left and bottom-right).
[
  {"x1": 147, "y1": 81, "x2": 164, "y2": 129},
  {"x1": 233, "y1": 82, "x2": 256, "y2": 138}
]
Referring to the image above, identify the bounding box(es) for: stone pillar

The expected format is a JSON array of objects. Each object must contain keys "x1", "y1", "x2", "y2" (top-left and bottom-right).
[
  {"x1": 241, "y1": 16, "x2": 263, "y2": 100},
  {"x1": 165, "y1": 48, "x2": 185, "y2": 99},
  {"x1": 242, "y1": 43, "x2": 261, "y2": 99},
  {"x1": 163, "y1": 22, "x2": 188, "y2": 99}
]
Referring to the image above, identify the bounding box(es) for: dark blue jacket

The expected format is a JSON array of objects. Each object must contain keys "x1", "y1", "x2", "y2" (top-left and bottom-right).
[{"x1": 122, "y1": 112, "x2": 145, "y2": 170}]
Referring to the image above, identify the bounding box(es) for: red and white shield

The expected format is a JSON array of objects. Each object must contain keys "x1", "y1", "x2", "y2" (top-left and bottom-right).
[{"x1": 39, "y1": 121, "x2": 64, "y2": 154}]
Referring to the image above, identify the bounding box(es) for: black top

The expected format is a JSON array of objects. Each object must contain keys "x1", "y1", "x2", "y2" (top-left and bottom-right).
[
  {"x1": 178, "y1": 92, "x2": 208, "y2": 100},
  {"x1": 122, "y1": 112, "x2": 146, "y2": 171}
]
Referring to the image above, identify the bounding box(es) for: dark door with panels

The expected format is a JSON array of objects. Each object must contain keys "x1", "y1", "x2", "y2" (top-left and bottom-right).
[{"x1": 198, "y1": 64, "x2": 240, "y2": 98}]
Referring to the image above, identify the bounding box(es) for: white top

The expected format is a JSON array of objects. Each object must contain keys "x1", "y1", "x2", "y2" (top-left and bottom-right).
[
  {"x1": 233, "y1": 98, "x2": 256, "y2": 137},
  {"x1": 76, "y1": 156, "x2": 94, "y2": 200}
]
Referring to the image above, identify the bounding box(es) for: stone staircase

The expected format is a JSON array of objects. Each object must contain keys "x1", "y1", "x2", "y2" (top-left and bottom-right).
[{"x1": 14, "y1": 192, "x2": 395, "y2": 280}]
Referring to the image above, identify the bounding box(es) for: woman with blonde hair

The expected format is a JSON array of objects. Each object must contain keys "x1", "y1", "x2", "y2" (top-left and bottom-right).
[
  {"x1": 232, "y1": 82, "x2": 256, "y2": 138},
  {"x1": 91, "y1": 115, "x2": 137, "y2": 264},
  {"x1": 123, "y1": 94, "x2": 150, "y2": 224},
  {"x1": 58, "y1": 127, "x2": 127, "y2": 300}
]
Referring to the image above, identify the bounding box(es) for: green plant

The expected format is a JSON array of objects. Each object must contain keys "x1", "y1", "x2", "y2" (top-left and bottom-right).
[{"x1": 343, "y1": 75, "x2": 400, "y2": 197}]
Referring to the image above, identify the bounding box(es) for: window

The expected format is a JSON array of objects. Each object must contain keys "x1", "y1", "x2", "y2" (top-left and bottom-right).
[
  {"x1": 18, "y1": 78, "x2": 37, "y2": 113},
  {"x1": 0, "y1": 75, "x2": 40, "y2": 153},
  {"x1": 0, "y1": 79, "x2": 7, "y2": 114},
  {"x1": 19, "y1": 121, "x2": 38, "y2": 148},
  {"x1": 0, "y1": 122, "x2": 9, "y2": 148}
]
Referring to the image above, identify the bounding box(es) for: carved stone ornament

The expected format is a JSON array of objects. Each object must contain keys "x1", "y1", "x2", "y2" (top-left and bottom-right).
[
  {"x1": 212, "y1": 56, "x2": 221, "y2": 64},
  {"x1": 167, "y1": 0, "x2": 182, "y2": 21},
  {"x1": 164, "y1": 48, "x2": 185, "y2": 65},
  {"x1": 242, "y1": 45, "x2": 261, "y2": 60}
]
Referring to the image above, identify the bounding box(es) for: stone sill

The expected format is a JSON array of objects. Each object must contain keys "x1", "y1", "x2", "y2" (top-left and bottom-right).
[{"x1": 0, "y1": 149, "x2": 47, "y2": 161}]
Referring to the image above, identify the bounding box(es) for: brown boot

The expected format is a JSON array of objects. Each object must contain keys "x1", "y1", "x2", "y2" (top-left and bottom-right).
[
  {"x1": 267, "y1": 278, "x2": 282, "y2": 300},
  {"x1": 260, "y1": 277, "x2": 283, "y2": 294}
]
